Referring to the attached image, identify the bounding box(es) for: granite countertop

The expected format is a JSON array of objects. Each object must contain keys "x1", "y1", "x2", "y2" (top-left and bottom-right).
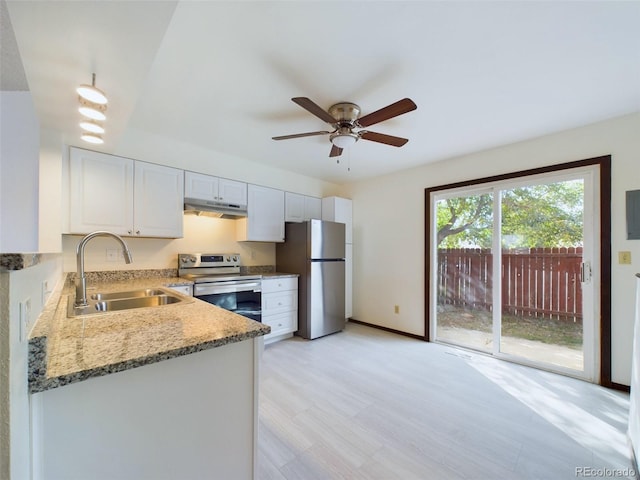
[
  {"x1": 261, "y1": 272, "x2": 299, "y2": 279},
  {"x1": 29, "y1": 273, "x2": 271, "y2": 394}
]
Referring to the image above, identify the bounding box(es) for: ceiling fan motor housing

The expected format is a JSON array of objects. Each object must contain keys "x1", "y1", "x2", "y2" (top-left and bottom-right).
[{"x1": 329, "y1": 102, "x2": 361, "y2": 126}]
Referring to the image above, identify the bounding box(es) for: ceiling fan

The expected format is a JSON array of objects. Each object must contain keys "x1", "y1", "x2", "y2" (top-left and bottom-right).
[{"x1": 272, "y1": 97, "x2": 417, "y2": 157}]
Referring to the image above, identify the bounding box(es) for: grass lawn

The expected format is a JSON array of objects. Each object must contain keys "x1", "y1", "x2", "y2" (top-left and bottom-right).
[{"x1": 437, "y1": 305, "x2": 583, "y2": 349}]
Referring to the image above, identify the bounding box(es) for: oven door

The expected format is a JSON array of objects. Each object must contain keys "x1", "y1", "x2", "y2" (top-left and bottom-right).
[{"x1": 194, "y1": 280, "x2": 262, "y2": 322}]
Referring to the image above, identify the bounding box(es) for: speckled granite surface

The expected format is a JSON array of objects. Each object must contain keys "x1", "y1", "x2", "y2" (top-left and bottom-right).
[
  {"x1": 241, "y1": 265, "x2": 275, "y2": 274},
  {"x1": 0, "y1": 253, "x2": 58, "y2": 271},
  {"x1": 29, "y1": 273, "x2": 270, "y2": 393}
]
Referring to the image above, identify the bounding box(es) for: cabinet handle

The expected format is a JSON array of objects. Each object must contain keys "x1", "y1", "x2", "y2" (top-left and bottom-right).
[
  {"x1": 136, "y1": 230, "x2": 141, "y2": 235},
  {"x1": 128, "y1": 230, "x2": 132, "y2": 235}
]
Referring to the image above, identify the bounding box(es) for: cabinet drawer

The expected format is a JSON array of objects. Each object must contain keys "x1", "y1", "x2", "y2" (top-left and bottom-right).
[
  {"x1": 261, "y1": 277, "x2": 297, "y2": 293},
  {"x1": 263, "y1": 311, "x2": 297, "y2": 336},
  {"x1": 262, "y1": 290, "x2": 297, "y2": 315}
]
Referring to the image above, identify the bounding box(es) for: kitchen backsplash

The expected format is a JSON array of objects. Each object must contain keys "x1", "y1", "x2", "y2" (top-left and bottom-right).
[{"x1": 61, "y1": 214, "x2": 275, "y2": 272}]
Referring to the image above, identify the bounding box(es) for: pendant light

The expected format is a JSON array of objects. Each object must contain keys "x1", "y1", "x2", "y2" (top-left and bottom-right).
[
  {"x1": 77, "y1": 73, "x2": 107, "y2": 105},
  {"x1": 79, "y1": 119, "x2": 105, "y2": 134},
  {"x1": 78, "y1": 98, "x2": 107, "y2": 121},
  {"x1": 80, "y1": 133, "x2": 104, "y2": 144},
  {"x1": 78, "y1": 73, "x2": 108, "y2": 144}
]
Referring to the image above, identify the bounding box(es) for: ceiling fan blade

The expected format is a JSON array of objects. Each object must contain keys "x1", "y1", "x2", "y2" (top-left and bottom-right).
[
  {"x1": 272, "y1": 131, "x2": 330, "y2": 140},
  {"x1": 292, "y1": 97, "x2": 337, "y2": 124},
  {"x1": 329, "y1": 145, "x2": 343, "y2": 157},
  {"x1": 357, "y1": 98, "x2": 417, "y2": 128},
  {"x1": 360, "y1": 131, "x2": 409, "y2": 147}
]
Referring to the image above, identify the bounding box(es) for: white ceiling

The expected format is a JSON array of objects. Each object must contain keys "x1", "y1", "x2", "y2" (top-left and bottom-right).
[{"x1": 5, "y1": 1, "x2": 640, "y2": 184}]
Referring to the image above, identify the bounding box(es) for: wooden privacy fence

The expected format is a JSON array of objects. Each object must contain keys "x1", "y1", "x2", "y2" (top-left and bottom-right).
[{"x1": 437, "y1": 247, "x2": 583, "y2": 322}]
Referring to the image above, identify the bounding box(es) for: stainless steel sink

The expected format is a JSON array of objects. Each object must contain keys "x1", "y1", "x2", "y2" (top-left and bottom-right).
[
  {"x1": 94, "y1": 294, "x2": 182, "y2": 312},
  {"x1": 90, "y1": 288, "x2": 167, "y2": 301},
  {"x1": 68, "y1": 287, "x2": 186, "y2": 317}
]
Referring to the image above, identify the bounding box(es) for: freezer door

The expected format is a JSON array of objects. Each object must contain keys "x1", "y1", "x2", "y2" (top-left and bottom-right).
[
  {"x1": 307, "y1": 259, "x2": 346, "y2": 339},
  {"x1": 309, "y1": 219, "x2": 345, "y2": 260}
]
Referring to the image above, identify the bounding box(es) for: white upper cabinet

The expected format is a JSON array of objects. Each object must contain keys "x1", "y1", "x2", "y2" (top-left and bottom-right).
[
  {"x1": 184, "y1": 171, "x2": 247, "y2": 206},
  {"x1": 134, "y1": 161, "x2": 184, "y2": 238},
  {"x1": 285, "y1": 193, "x2": 304, "y2": 222},
  {"x1": 237, "y1": 184, "x2": 284, "y2": 242},
  {"x1": 304, "y1": 196, "x2": 322, "y2": 220},
  {"x1": 69, "y1": 148, "x2": 134, "y2": 236},
  {"x1": 68, "y1": 147, "x2": 183, "y2": 238},
  {"x1": 285, "y1": 192, "x2": 322, "y2": 222}
]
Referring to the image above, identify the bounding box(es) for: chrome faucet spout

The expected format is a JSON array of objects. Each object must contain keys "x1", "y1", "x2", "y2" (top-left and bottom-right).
[{"x1": 75, "y1": 231, "x2": 133, "y2": 307}]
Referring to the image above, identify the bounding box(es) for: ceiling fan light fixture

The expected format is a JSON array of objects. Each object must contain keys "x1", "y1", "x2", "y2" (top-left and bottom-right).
[
  {"x1": 330, "y1": 130, "x2": 358, "y2": 149},
  {"x1": 77, "y1": 73, "x2": 108, "y2": 105},
  {"x1": 81, "y1": 132, "x2": 104, "y2": 144},
  {"x1": 79, "y1": 119, "x2": 105, "y2": 134}
]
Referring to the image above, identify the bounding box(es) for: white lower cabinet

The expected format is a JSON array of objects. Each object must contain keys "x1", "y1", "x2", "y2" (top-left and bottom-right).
[
  {"x1": 31, "y1": 339, "x2": 260, "y2": 480},
  {"x1": 262, "y1": 276, "x2": 298, "y2": 344}
]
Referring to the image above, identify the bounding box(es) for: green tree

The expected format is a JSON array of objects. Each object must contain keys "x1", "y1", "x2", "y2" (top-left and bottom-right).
[{"x1": 436, "y1": 180, "x2": 583, "y2": 248}]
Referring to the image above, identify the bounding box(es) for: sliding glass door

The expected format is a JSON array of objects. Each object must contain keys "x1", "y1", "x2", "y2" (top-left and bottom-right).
[
  {"x1": 430, "y1": 166, "x2": 599, "y2": 380},
  {"x1": 434, "y1": 190, "x2": 495, "y2": 353}
]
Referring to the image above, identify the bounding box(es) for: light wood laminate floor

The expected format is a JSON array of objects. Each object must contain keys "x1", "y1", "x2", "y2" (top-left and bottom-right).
[{"x1": 258, "y1": 323, "x2": 634, "y2": 479}]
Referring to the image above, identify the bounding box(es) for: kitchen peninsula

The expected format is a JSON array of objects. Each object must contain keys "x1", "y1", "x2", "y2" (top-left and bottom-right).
[{"x1": 29, "y1": 270, "x2": 270, "y2": 480}]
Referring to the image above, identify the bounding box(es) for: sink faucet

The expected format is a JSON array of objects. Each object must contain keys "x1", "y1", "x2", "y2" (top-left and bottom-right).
[{"x1": 75, "y1": 231, "x2": 133, "y2": 307}]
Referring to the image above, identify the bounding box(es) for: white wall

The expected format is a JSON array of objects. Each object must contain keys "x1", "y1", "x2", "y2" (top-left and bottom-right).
[
  {"x1": 0, "y1": 255, "x2": 64, "y2": 480},
  {"x1": 342, "y1": 112, "x2": 640, "y2": 386},
  {"x1": 0, "y1": 92, "x2": 39, "y2": 253}
]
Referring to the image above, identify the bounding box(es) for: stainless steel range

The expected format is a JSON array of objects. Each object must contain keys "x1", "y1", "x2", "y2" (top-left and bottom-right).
[{"x1": 178, "y1": 253, "x2": 262, "y2": 322}]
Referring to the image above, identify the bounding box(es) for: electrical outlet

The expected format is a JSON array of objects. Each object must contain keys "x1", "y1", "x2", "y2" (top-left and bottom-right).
[
  {"x1": 394, "y1": 305, "x2": 400, "y2": 314},
  {"x1": 106, "y1": 248, "x2": 119, "y2": 262},
  {"x1": 19, "y1": 298, "x2": 31, "y2": 342},
  {"x1": 619, "y1": 251, "x2": 632, "y2": 264}
]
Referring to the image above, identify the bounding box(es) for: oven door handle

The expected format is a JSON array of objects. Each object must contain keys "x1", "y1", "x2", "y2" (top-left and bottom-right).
[{"x1": 194, "y1": 281, "x2": 262, "y2": 295}]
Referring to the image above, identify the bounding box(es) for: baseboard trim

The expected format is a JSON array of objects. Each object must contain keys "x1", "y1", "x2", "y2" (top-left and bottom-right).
[
  {"x1": 610, "y1": 381, "x2": 631, "y2": 393},
  {"x1": 348, "y1": 318, "x2": 427, "y2": 341}
]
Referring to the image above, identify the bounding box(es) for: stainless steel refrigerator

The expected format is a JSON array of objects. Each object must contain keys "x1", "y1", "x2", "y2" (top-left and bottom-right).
[{"x1": 276, "y1": 219, "x2": 346, "y2": 339}]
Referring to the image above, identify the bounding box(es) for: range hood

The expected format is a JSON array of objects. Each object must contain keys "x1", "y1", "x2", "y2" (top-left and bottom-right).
[{"x1": 183, "y1": 197, "x2": 247, "y2": 219}]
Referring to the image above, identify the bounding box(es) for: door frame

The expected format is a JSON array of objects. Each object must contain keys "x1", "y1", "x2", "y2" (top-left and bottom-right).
[{"x1": 424, "y1": 155, "x2": 612, "y2": 386}]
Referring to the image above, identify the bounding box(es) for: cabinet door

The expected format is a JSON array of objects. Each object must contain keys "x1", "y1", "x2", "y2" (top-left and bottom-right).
[
  {"x1": 184, "y1": 171, "x2": 218, "y2": 201},
  {"x1": 262, "y1": 290, "x2": 298, "y2": 316},
  {"x1": 263, "y1": 311, "x2": 297, "y2": 338},
  {"x1": 304, "y1": 196, "x2": 322, "y2": 220},
  {"x1": 134, "y1": 162, "x2": 184, "y2": 238},
  {"x1": 68, "y1": 148, "x2": 134, "y2": 235},
  {"x1": 218, "y1": 178, "x2": 247, "y2": 206},
  {"x1": 285, "y1": 192, "x2": 305, "y2": 222},
  {"x1": 238, "y1": 184, "x2": 284, "y2": 242}
]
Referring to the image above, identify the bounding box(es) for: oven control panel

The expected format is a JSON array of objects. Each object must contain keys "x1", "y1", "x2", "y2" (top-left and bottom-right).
[{"x1": 178, "y1": 253, "x2": 240, "y2": 268}]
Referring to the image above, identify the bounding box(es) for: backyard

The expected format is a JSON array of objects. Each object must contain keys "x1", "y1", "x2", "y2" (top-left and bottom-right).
[{"x1": 437, "y1": 305, "x2": 583, "y2": 349}]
